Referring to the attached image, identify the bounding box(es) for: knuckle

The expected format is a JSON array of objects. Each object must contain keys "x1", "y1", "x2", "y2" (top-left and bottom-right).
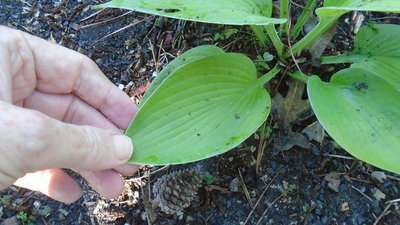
[
  {"x1": 20, "y1": 110, "x2": 50, "y2": 154},
  {"x1": 81, "y1": 127, "x2": 105, "y2": 165}
]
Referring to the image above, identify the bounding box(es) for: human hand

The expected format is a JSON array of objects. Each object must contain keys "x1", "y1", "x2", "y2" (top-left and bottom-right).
[{"x1": 0, "y1": 26, "x2": 139, "y2": 203}]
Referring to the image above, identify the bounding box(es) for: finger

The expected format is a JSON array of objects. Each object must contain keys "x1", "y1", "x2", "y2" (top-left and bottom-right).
[
  {"x1": 1, "y1": 102, "x2": 133, "y2": 173},
  {"x1": 77, "y1": 169, "x2": 125, "y2": 199},
  {"x1": 19, "y1": 29, "x2": 137, "y2": 129},
  {"x1": 13, "y1": 169, "x2": 82, "y2": 204},
  {"x1": 114, "y1": 164, "x2": 140, "y2": 177},
  {"x1": 24, "y1": 90, "x2": 119, "y2": 131}
]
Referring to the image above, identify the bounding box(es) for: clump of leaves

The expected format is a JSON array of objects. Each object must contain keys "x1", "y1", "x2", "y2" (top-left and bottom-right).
[{"x1": 97, "y1": 0, "x2": 400, "y2": 174}]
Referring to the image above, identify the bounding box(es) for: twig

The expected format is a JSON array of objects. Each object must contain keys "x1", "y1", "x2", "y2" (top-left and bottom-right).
[
  {"x1": 94, "y1": 18, "x2": 147, "y2": 43},
  {"x1": 286, "y1": 18, "x2": 303, "y2": 74},
  {"x1": 327, "y1": 154, "x2": 355, "y2": 160},
  {"x1": 79, "y1": 8, "x2": 105, "y2": 22},
  {"x1": 255, "y1": 194, "x2": 283, "y2": 225},
  {"x1": 256, "y1": 123, "x2": 267, "y2": 174},
  {"x1": 386, "y1": 198, "x2": 400, "y2": 204},
  {"x1": 243, "y1": 173, "x2": 279, "y2": 225},
  {"x1": 351, "y1": 185, "x2": 373, "y2": 202},
  {"x1": 386, "y1": 174, "x2": 400, "y2": 182},
  {"x1": 198, "y1": 212, "x2": 213, "y2": 224},
  {"x1": 373, "y1": 202, "x2": 393, "y2": 225},
  {"x1": 290, "y1": 0, "x2": 311, "y2": 10},
  {"x1": 126, "y1": 165, "x2": 169, "y2": 182},
  {"x1": 149, "y1": 40, "x2": 158, "y2": 74},
  {"x1": 238, "y1": 169, "x2": 253, "y2": 208},
  {"x1": 156, "y1": 39, "x2": 164, "y2": 74},
  {"x1": 146, "y1": 171, "x2": 152, "y2": 225},
  {"x1": 80, "y1": 11, "x2": 132, "y2": 29}
]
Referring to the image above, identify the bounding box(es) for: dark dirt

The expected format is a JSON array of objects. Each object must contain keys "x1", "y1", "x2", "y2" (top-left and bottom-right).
[{"x1": 1, "y1": 0, "x2": 400, "y2": 225}]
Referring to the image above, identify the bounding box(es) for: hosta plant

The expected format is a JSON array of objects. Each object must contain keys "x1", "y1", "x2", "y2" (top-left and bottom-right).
[{"x1": 96, "y1": 0, "x2": 400, "y2": 174}]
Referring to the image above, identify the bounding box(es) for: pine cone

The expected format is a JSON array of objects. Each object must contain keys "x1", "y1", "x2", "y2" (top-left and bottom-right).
[{"x1": 151, "y1": 170, "x2": 203, "y2": 216}]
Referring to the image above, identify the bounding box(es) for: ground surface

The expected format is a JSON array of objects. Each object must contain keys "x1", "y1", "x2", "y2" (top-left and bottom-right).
[{"x1": 0, "y1": 0, "x2": 399, "y2": 225}]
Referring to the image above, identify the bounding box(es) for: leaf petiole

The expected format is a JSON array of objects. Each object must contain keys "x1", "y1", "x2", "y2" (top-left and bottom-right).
[
  {"x1": 287, "y1": 71, "x2": 309, "y2": 83},
  {"x1": 320, "y1": 54, "x2": 365, "y2": 64},
  {"x1": 256, "y1": 65, "x2": 281, "y2": 87},
  {"x1": 266, "y1": 24, "x2": 285, "y2": 58},
  {"x1": 290, "y1": 0, "x2": 318, "y2": 40}
]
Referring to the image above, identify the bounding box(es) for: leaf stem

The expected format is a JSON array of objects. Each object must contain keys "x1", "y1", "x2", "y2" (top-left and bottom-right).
[
  {"x1": 256, "y1": 65, "x2": 281, "y2": 86},
  {"x1": 283, "y1": 11, "x2": 345, "y2": 58},
  {"x1": 290, "y1": 0, "x2": 318, "y2": 40},
  {"x1": 250, "y1": 25, "x2": 269, "y2": 47},
  {"x1": 280, "y1": 0, "x2": 289, "y2": 36},
  {"x1": 266, "y1": 24, "x2": 285, "y2": 58},
  {"x1": 287, "y1": 71, "x2": 309, "y2": 83},
  {"x1": 320, "y1": 54, "x2": 364, "y2": 64}
]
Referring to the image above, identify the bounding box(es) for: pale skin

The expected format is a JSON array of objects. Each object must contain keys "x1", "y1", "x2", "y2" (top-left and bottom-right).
[{"x1": 0, "y1": 25, "x2": 139, "y2": 203}]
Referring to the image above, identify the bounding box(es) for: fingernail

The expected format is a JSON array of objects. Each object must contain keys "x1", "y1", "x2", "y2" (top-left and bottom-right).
[{"x1": 112, "y1": 135, "x2": 133, "y2": 161}]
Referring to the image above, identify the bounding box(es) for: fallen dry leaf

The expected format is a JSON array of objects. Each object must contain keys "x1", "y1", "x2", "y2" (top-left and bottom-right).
[
  {"x1": 324, "y1": 172, "x2": 341, "y2": 193},
  {"x1": 303, "y1": 121, "x2": 326, "y2": 143},
  {"x1": 372, "y1": 188, "x2": 386, "y2": 201},
  {"x1": 272, "y1": 79, "x2": 312, "y2": 130},
  {"x1": 371, "y1": 171, "x2": 387, "y2": 183},
  {"x1": 340, "y1": 202, "x2": 350, "y2": 211},
  {"x1": 130, "y1": 80, "x2": 151, "y2": 97}
]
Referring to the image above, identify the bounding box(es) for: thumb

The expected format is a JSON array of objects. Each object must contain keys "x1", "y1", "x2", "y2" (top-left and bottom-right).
[{"x1": 2, "y1": 104, "x2": 133, "y2": 174}]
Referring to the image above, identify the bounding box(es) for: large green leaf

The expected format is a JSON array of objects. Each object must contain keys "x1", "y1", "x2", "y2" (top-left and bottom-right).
[
  {"x1": 308, "y1": 69, "x2": 400, "y2": 174},
  {"x1": 126, "y1": 51, "x2": 271, "y2": 165},
  {"x1": 321, "y1": 24, "x2": 400, "y2": 87},
  {"x1": 284, "y1": 0, "x2": 400, "y2": 57},
  {"x1": 140, "y1": 45, "x2": 224, "y2": 107},
  {"x1": 95, "y1": 0, "x2": 286, "y2": 25}
]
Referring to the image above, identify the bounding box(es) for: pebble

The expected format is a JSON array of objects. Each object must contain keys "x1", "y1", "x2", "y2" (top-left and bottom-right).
[{"x1": 229, "y1": 177, "x2": 240, "y2": 192}]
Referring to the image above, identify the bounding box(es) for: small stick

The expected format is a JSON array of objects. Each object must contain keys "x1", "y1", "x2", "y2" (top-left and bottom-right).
[
  {"x1": 255, "y1": 194, "x2": 283, "y2": 225},
  {"x1": 386, "y1": 174, "x2": 400, "y2": 182},
  {"x1": 80, "y1": 11, "x2": 132, "y2": 29},
  {"x1": 386, "y1": 198, "x2": 400, "y2": 204},
  {"x1": 351, "y1": 185, "x2": 373, "y2": 202},
  {"x1": 286, "y1": 18, "x2": 304, "y2": 74},
  {"x1": 126, "y1": 165, "x2": 169, "y2": 182},
  {"x1": 94, "y1": 18, "x2": 147, "y2": 43},
  {"x1": 243, "y1": 173, "x2": 279, "y2": 225},
  {"x1": 238, "y1": 169, "x2": 253, "y2": 208},
  {"x1": 290, "y1": 0, "x2": 312, "y2": 10},
  {"x1": 327, "y1": 154, "x2": 355, "y2": 160},
  {"x1": 80, "y1": 8, "x2": 105, "y2": 22},
  {"x1": 373, "y1": 202, "x2": 393, "y2": 225}
]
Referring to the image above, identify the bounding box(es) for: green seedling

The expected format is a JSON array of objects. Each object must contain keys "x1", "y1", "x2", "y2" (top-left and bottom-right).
[
  {"x1": 0, "y1": 195, "x2": 10, "y2": 206},
  {"x1": 254, "y1": 52, "x2": 274, "y2": 71},
  {"x1": 213, "y1": 28, "x2": 239, "y2": 41},
  {"x1": 96, "y1": 1, "x2": 400, "y2": 174},
  {"x1": 280, "y1": 184, "x2": 297, "y2": 197},
  {"x1": 17, "y1": 211, "x2": 35, "y2": 225},
  {"x1": 203, "y1": 172, "x2": 215, "y2": 184},
  {"x1": 38, "y1": 206, "x2": 53, "y2": 218}
]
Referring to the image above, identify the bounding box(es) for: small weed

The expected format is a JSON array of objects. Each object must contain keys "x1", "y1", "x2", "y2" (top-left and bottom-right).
[
  {"x1": 0, "y1": 195, "x2": 11, "y2": 205},
  {"x1": 280, "y1": 184, "x2": 297, "y2": 197},
  {"x1": 255, "y1": 52, "x2": 274, "y2": 70},
  {"x1": 17, "y1": 211, "x2": 35, "y2": 225},
  {"x1": 203, "y1": 172, "x2": 215, "y2": 184},
  {"x1": 38, "y1": 206, "x2": 53, "y2": 218},
  {"x1": 213, "y1": 28, "x2": 238, "y2": 41}
]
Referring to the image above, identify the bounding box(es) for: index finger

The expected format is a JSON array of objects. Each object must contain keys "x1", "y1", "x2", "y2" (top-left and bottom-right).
[{"x1": 18, "y1": 28, "x2": 136, "y2": 128}]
